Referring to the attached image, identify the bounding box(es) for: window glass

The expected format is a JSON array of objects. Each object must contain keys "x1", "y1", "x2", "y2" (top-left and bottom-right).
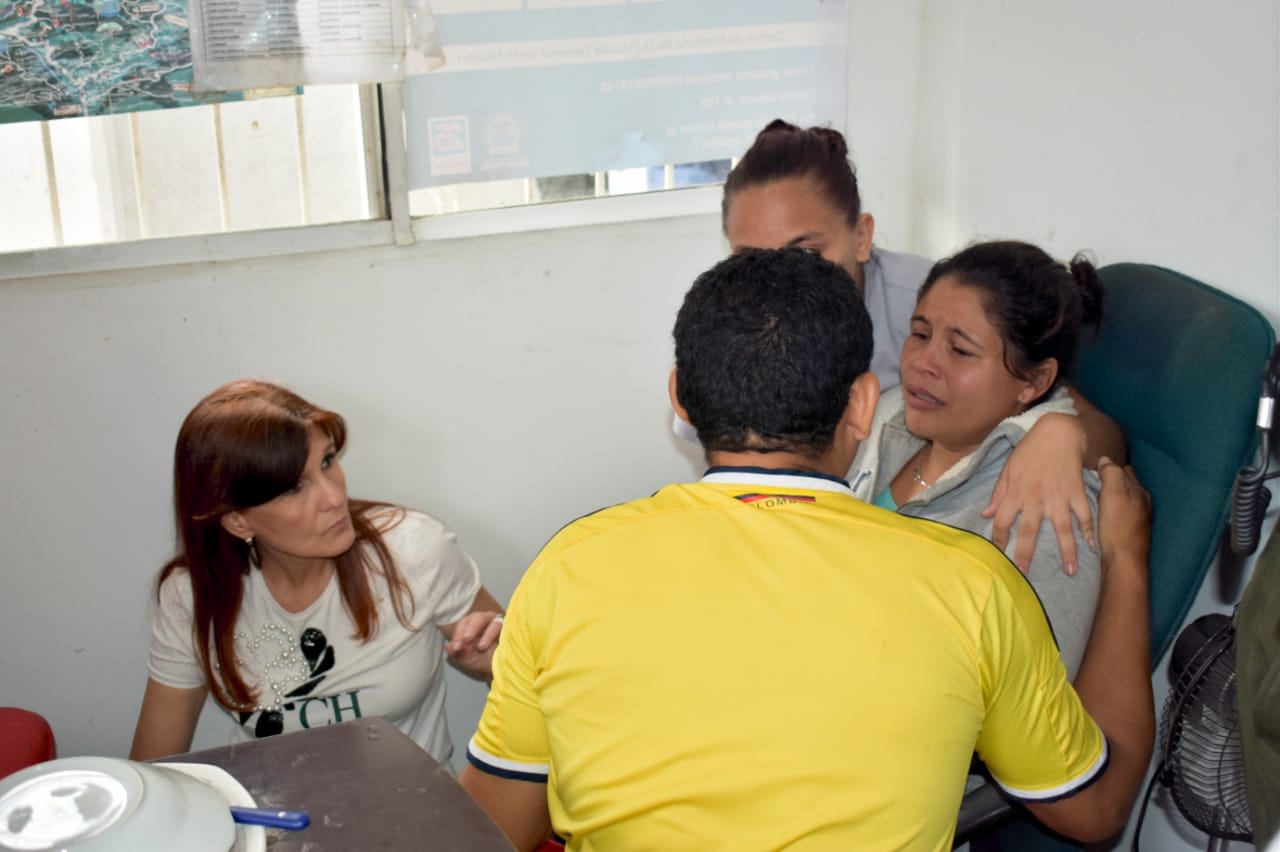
[
  {"x1": 0, "y1": 86, "x2": 375, "y2": 254},
  {"x1": 409, "y1": 157, "x2": 731, "y2": 216}
]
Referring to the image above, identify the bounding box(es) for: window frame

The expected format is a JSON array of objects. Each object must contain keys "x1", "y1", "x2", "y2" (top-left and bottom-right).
[{"x1": 0, "y1": 81, "x2": 725, "y2": 283}]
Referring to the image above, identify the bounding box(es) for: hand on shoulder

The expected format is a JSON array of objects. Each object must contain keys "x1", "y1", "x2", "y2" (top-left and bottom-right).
[
  {"x1": 984, "y1": 412, "x2": 1093, "y2": 575},
  {"x1": 1095, "y1": 457, "x2": 1151, "y2": 576}
]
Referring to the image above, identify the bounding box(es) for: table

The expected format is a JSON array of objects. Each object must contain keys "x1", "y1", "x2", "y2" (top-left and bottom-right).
[{"x1": 165, "y1": 717, "x2": 514, "y2": 851}]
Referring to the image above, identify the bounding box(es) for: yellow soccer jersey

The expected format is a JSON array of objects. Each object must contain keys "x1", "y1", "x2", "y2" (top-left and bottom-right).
[{"x1": 469, "y1": 468, "x2": 1105, "y2": 851}]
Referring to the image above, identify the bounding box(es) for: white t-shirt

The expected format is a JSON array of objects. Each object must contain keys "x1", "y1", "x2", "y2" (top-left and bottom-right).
[{"x1": 148, "y1": 508, "x2": 481, "y2": 765}]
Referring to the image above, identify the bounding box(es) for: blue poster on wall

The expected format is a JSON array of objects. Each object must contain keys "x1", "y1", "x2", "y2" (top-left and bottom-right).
[{"x1": 403, "y1": 0, "x2": 847, "y2": 188}]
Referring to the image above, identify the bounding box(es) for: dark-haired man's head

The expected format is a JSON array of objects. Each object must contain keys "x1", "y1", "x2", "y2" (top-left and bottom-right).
[{"x1": 671, "y1": 248, "x2": 878, "y2": 471}]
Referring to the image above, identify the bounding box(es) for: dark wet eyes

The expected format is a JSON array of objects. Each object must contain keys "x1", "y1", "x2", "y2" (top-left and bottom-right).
[{"x1": 909, "y1": 330, "x2": 974, "y2": 358}]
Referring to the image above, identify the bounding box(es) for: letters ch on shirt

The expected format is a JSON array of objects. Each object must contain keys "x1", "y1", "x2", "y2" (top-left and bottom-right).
[{"x1": 235, "y1": 626, "x2": 365, "y2": 738}]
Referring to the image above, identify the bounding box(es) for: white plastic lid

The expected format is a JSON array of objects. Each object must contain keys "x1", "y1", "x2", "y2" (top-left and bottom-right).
[{"x1": 0, "y1": 770, "x2": 131, "y2": 851}]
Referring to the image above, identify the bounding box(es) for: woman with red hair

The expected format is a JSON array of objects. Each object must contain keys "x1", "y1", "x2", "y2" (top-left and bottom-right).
[{"x1": 129, "y1": 380, "x2": 503, "y2": 766}]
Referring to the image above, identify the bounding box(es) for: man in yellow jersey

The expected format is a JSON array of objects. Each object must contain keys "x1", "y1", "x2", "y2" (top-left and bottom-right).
[{"x1": 461, "y1": 248, "x2": 1154, "y2": 850}]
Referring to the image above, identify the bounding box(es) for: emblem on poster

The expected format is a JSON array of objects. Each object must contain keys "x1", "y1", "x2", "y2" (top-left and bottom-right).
[
  {"x1": 484, "y1": 113, "x2": 522, "y2": 158},
  {"x1": 428, "y1": 115, "x2": 472, "y2": 176}
]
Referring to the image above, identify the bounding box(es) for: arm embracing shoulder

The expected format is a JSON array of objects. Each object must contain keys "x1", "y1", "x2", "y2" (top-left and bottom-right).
[
  {"x1": 1024, "y1": 459, "x2": 1154, "y2": 842},
  {"x1": 1065, "y1": 386, "x2": 1127, "y2": 467}
]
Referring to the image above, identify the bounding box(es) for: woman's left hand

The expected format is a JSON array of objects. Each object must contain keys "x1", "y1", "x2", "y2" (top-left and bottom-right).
[
  {"x1": 982, "y1": 413, "x2": 1096, "y2": 575},
  {"x1": 445, "y1": 609, "x2": 504, "y2": 679}
]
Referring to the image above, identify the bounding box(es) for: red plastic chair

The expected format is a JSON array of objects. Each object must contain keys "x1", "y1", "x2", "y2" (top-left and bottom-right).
[{"x1": 0, "y1": 707, "x2": 56, "y2": 779}]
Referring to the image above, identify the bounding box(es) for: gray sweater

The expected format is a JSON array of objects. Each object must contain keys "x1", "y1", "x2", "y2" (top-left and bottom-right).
[{"x1": 850, "y1": 386, "x2": 1100, "y2": 678}]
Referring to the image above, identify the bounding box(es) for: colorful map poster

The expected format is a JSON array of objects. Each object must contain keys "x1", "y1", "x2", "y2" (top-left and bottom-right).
[{"x1": 0, "y1": 0, "x2": 263, "y2": 123}]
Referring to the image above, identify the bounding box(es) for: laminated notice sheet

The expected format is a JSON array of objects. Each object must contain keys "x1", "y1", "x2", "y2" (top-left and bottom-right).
[{"x1": 189, "y1": 0, "x2": 407, "y2": 90}]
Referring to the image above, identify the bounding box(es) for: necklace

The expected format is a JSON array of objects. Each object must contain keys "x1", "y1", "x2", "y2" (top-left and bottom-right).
[{"x1": 910, "y1": 444, "x2": 935, "y2": 490}]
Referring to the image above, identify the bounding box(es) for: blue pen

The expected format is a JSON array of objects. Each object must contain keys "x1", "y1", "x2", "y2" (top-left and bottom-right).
[{"x1": 229, "y1": 806, "x2": 311, "y2": 830}]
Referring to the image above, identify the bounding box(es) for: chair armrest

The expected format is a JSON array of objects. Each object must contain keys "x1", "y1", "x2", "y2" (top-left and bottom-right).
[{"x1": 954, "y1": 780, "x2": 1018, "y2": 847}]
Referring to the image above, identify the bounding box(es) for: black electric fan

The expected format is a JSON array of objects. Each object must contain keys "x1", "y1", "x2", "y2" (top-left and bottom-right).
[{"x1": 1133, "y1": 613, "x2": 1252, "y2": 850}]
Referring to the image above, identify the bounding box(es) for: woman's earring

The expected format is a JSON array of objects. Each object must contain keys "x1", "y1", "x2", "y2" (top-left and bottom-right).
[{"x1": 244, "y1": 536, "x2": 254, "y2": 548}]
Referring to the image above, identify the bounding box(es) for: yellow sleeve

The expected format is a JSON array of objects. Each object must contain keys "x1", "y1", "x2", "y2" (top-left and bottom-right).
[
  {"x1": 466, "y1": 556, "x2": 554, "y2": 782},
  {"x1": 976, "y1": 574, "x2": 1108, "y2": 801}
]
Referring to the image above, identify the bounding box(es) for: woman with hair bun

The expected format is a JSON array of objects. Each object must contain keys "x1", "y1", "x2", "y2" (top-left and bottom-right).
[
  {"x1": 129, "y1": 379, "x2": 504, "y2": 765},
  {"x1": 851, "y1": 240, "x2": 1107, "y2": 674},
  {"x1": 721, "y1": 118, "x2": 929, "y2": 391},
  {"x1": 720, "y1": 119, "x2": 1125, "y2": 576}
]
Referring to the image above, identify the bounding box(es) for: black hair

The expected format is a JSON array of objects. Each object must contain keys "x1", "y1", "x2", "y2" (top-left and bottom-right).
[
  {"x1": 920, "y1": 241, "x2": 1105, "y2": 403},
  {"x1": 721, "y1": 119, "x2": 862, "y2": 231},
  {"x1": 673, "y1": 248, "x2": 873, "y2": 457}
]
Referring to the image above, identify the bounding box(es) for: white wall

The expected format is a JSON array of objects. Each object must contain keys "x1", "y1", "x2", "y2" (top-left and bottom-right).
[
  {"x1": 1, "y1": 1, "x2": 1277, "y2": 849},
  {"x1": 904, "y1": 0, "x2": 1280, "y2": 326},
  {"x1": 844, "y1": 0, "x2": 925, "y2": 251},
  {"x1": 0, "y1": 216, "x2": 721, "y2": 764}
]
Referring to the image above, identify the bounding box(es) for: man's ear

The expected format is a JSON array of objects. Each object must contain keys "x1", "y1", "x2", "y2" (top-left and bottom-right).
[
  {"x1": 220, "y1": 511, "x2": 253, "y2": 541},
  {"x1": 844, "y1": 371, "x2": 881, "y2": 441},
  {"x1": 668, "y1": 369, "x2": 692, "y2": 425},
  {"x1": 1018, "y1": 358, "x2": 1060, "y2": 405}
]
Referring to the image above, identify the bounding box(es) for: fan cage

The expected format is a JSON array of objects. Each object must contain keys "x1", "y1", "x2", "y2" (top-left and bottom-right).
[{"x1": 1158, "y1": 617, "x2": 1252, "y2": 843}]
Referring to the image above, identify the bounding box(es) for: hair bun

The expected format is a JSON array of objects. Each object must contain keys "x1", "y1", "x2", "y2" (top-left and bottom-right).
[
  {"x1": 759, "y1": 118, "x2": 799, "y2": 137},
  {"x1": 808, "y1": 126, "x2": 849, "y2": 158},
  {"x1": 1067, "y1": 253, "x2": 1106, "y2": 329},
  {"x1": 724, "y1": 119, "x2": 862, "y2": 226}
]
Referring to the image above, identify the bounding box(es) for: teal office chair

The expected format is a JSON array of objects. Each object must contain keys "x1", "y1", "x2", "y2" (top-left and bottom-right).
[{"x1": 958, "y1": 262, "x2": 1277, "y2": 850}]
